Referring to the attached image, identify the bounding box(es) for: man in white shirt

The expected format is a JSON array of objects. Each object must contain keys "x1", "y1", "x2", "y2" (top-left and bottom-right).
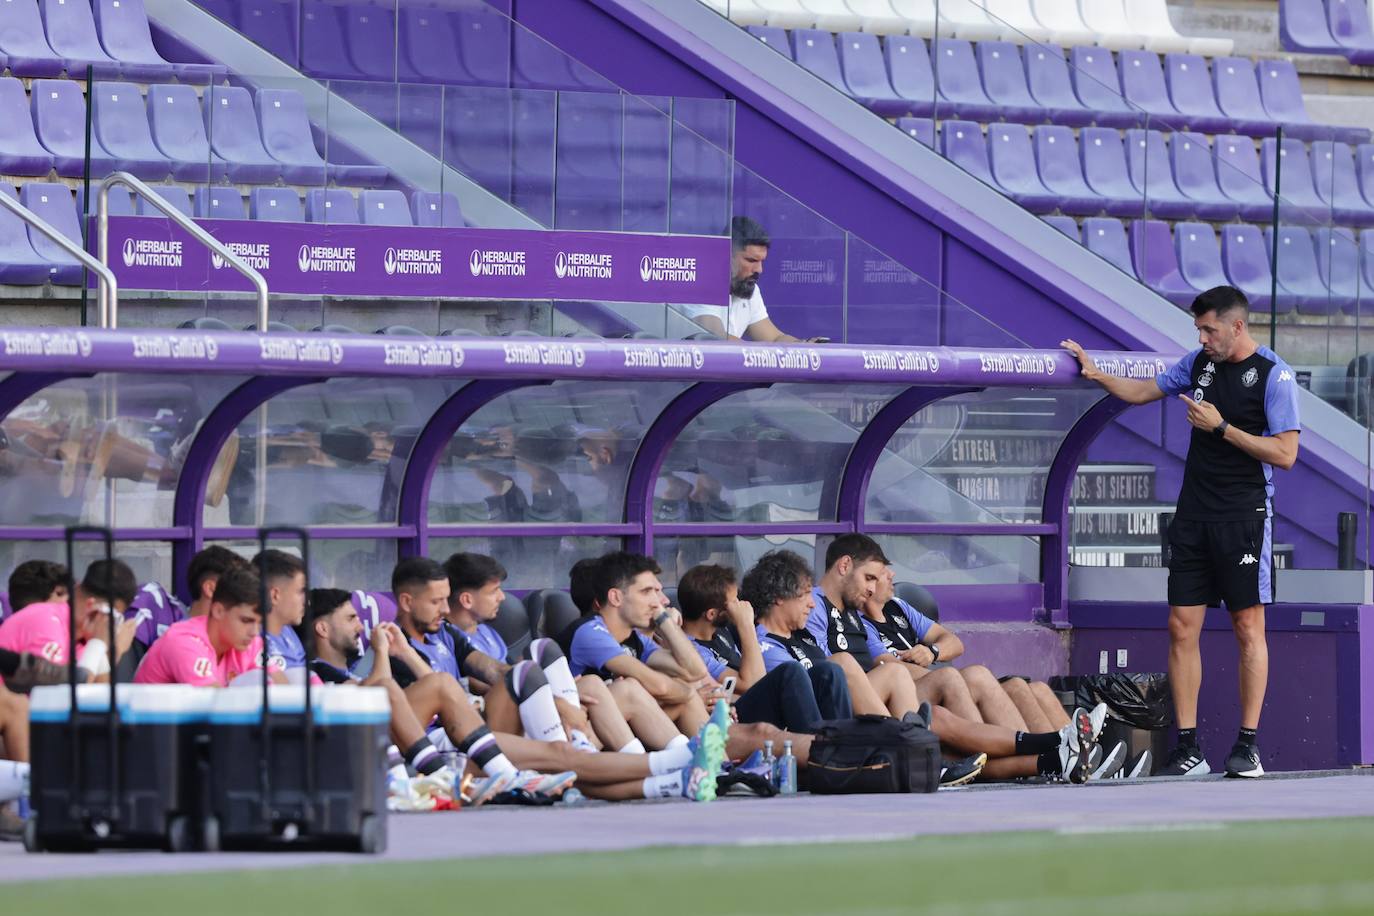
[{"x1": 683, "y1": 217, "x2": 815, "y2": 342}]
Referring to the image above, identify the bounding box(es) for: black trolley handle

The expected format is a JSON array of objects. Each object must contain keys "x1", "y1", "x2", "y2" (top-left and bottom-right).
[
  {"x1": 255, "y1": 526, "x2": 313, "y2": 828},
  {"x1": 64, "y1": 525, "x2": 119, "y2": 825}
]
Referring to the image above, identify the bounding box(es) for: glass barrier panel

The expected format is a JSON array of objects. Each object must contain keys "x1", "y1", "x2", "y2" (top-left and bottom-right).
[
  {"x1": 208, "y1": 538, "x2": 398, "y2": 590},
  {"x1": 654, "y1": 533, "x2": 822, "y2": 588},
  {"x1": 431, "y1": 536, "x2": 623, "y2": 590},
  {"x1": 0, "y1": 540, "x2": 175, "y2": 597},
  {"x1": 871, "y1": 533, "x2": 1041, "y2": 585}
]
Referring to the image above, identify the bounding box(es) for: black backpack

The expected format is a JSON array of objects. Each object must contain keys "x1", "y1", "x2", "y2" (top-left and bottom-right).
[{"x1": 803, "y1": 714, "x2": 940, "y2": 794}]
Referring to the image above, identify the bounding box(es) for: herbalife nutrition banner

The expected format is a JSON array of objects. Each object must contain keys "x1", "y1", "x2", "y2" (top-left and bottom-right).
[{"x1": 102, "y1": 217, "x2": 728, "y2": 306}]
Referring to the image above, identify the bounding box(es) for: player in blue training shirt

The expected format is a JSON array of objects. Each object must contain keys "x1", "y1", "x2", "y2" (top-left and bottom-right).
[
  {"x1": 1065, "y1": 286, "x2": 1301, "y2": 779},
  {"x1": 254, "y1": 549, "x2": 308, "y2": 675},
  {"x1": 441, "y1": 552, "x2": 511, "y2": 665}
]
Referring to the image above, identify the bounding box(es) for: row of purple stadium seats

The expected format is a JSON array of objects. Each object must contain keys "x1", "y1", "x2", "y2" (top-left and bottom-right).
[
  {"x1": 194, "y1": 0, "x2": 613, "y2": 91},
  {"x1": 1281, "y1": 0, "x2": 1374, "y2": 67},
  {"x1": 936, "y1": 120, "x2": 1374, "y2": 227},
  {"x1": 0, "y1": 181, "x2": 463, "y2": 285},
  {"x1": 0, "y1": 78, "x2": 387, "y2": 187},
  {"x1": 0, "y1": 0, "x2": 224, "y2": 84},
  {"x1": 1046, "y1": 214, "x2": 1374, "y2": 317},
  {"x1": 749, "y1": 27, "x2": 1368, "y2": 144}
]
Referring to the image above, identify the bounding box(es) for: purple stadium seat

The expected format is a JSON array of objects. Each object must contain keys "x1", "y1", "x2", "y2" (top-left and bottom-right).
[
  {"x1": 1124, "y1": 129, "x2": 1195, "y2": 219},
  {"x1": 1359, "y1": 231, "x2": 1374, "y2": 314},
  {"x1": 1279, "y1": 0, "x2": 1345, "y2": 55},
  {"x1": 300, "y1": 0, "x2": 357, "y2": 79},
  {"x1": 0, "y1": 183, "x2": 56, "y2": 285},
  {"x1": 838, "y1": 32, "x2": 907, "y2": 116},
  {"x1": 512, "y1": 24, "x2": 576, "y2": 91},
  {"x1": 897, "y1": 116, "x2": 935, "y2": 147},
  {"x1": 1163, "y1": 55, "x2": 1233, "y2": 135},
  {"x1": 31, "y1": 79, "x2": 117, "y2": 177},
  {"x1": 1032, "y1": 125, "x2": 1101, "y2": 215},
  {"x1": 791, "y1": 30, "x2": 850, "y2": 94},
  {"x1": 0, "y1": 78, "x2": 55, "y2": 175},
  {"x1": 1043, "y1": 215, "x2": 1079, "y2": 239},
  {"x1": 1129, "y1": 219, "x2": 1195, "y2": 306},
  {"x1": 1169, "y1": 132, "x2": 1240, "y2": 222},
  {"x1": 1258, "y1": 60, "x2": 1368, "y2": 144},
  {"x1": 92, "y1": 82, "x2": 172, "y2": 180},
  {"x1": 237, "y1": 0, "x2": 299, "y2": 68},
  {"x1": 1260, "y1": 137, "x2": 1331, "y2": 222},
  {"x1": 1309, "y1": 141, "x2": 1374, "y2": 227},
  {"x1": 306, "y1": 188, "x2": 360, "y2": 224},
  {"x1": 976, "y1": 42, "x2": 1041, "y2": 124},
  {"x1": 1069, "y1": 47, "x2": 1139, "y2": 129},
  {"x1": 746, "y1": 26, "x2": 793, "y2": 60},
  {"x1": 19, "y1": 181, "x2": 83, "y2": 285},
  {"x1": 93, "y1": 0, "x2": 199, "y2": 83},
  {"x1": 255, "y1": 88, "x2": 327, "y2": 185},
  {"x1": 138, "y1": 184, "x2": 192, "y2": 217},
  {"x1": 987, "y1": 123, "x2": 1057, "y2": 212},
  {"x1": 360, "y1": 189, "x2": 411, "y2": 225},
  {"x1": 411, "y1": 190, "x2": 465, "y2": 227},
  {"x1": 0, "y1": 0, "x2": 66, "y2": 77},
  {"x1": 1354, "y1": 144, "x2": 1374, "y2": 213},
  {"x1": 1118, "y1": 50, "x2": 1181, "y2": 126},
  {"x1": 341, "y1": 2, "x2": 398, "y2": 81},
  {"x1": 554, "y1": 91, "x2": 622, "y2": 229},
  {"x1": 147, "y1": 83, "x2": 228, "y2": 182},
  {"x1": 75, "y1": 185, "x2": 134, "y2": 219},
  {"x1": 939, "y1": 120, "x2": 996, "y2": 187},
  {"x1": 1174, "y1": 222, "x2": 1230, "y2": 301},
  {"x1": 1267, "y1": 225, "x2": 1341, "y2": 314},
  {"x1": 1220, "y1": 224, "x2": 1278, "y2": 313},
  {"x1": 37, "y1": 0, "x2": 122, "y2": 79},
  {"x1": 1080, "y1": 127, "x2": 1147, "y2": 217},
  {"x1": 250, "y1": 187, "x2": 303, "y2": 221},
  {"x1": 1314, "y1": 227, "x2": 1363, "y2": 313},
  {"x1": 1211, "y1": 57, "x2": 1278, "y2": 138},
  {"x1": 1082, "y1": 217, "x2": 1138, "y2": 276},
  {"x1": 1214, "y1": 135, "x2": 1276, "y2": 222},
  {"x1": 450, "y1": 0, "x2": 512, "y2": 87},
  {"x1": 203, "y1": 86, "x2": 282, "y2": 183},
  {"x1": 443, "y1": 85, "x2": 515, "y2": 205},
  {"x1": 883, "y1": 36, "x2": 935, "y2": 117},
  {"x1": 399, "y1": 4, "x2": 468, "y2": 84},
  {"x1": 1328, "y1": 0, "x2": 1374, "y2": 65},
  {"x1": 1024, "y1": 45, "x2": 1094, "y2": 127},
  {"x1": 194, "y1": 186, "x2": 245, "y2": 219},
  {"x1": 621, "y1": 95, "x2": 670, "y2": 232},
  {"x1": 933, "y1": 40, "x2": 999, "y2": 122}
]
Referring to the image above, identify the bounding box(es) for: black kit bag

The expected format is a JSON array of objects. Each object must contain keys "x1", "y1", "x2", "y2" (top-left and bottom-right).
[{"x1": 804, "y1": 714, "x2": 940, "y2": 794}]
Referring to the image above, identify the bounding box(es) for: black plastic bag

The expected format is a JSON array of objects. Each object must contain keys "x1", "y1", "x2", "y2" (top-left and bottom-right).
[{"x1": 1048, "y1": 673, "x2": 1172, "y2": 730}]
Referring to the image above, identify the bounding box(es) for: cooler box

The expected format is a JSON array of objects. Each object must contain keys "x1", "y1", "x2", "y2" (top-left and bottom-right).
[
  {"x1": 202, "y1": 685, "x2": 389, "y2": 852},
  {"x1": 27, "y1": 684, "x2": 211, "y2": 852}
]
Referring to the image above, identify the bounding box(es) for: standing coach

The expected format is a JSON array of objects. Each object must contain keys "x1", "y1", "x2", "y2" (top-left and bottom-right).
[{"x1": 1062, "y1": 286, "x2": 1300, "y2": 778}]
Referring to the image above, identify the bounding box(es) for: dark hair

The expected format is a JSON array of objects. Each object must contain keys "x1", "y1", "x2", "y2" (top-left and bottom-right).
[
  {"x1": 443, "y1": 552, "x2": 507, "y2": 597},
  {"x1": 391, "y1": 557, "x2": 447, "y2": 595},
  {"x1": 592, "y1": 551, "x2": 661, "y2": 607},
  {"x1": 731, "y1": 215, "x2": 770, "y2": 252},
  {"x1": 80, "y1": 559, "x2": 137, "y2": 608},
  {"x1": 823, "y1": 533, "x2": 889, "y2": 572},
  {"x1": 8, "y1": 560, "x2": 68, "y2": 611},
  {"x1": 1190, "y1": 286, "x2": 1248, "y2": 321},
  {"x1": 739, "y1": 551, "x2": 812, "y2": 621},
  {"x1": 187, "y1": 546, "x2": 247, "y2": 599},
  {"x1": 568, "y1": 557, "x2": 601, "y2": 616},
  {"x1": 251, "y1": 548, "x2": 305, "y2": 586},
  {"x1": 212, "y1": 565, "x2": 261, "y2": 610},
  {"x1": 677, "y1": 564, "x2": 737, "y2": 622},
  {"x1": 308, "y1": 587, "x2": 353, "y2": 622}
]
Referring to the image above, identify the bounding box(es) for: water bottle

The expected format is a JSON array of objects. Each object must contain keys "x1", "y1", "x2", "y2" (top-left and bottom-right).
[
  {"x1": 763, "y1": 740, "x2": 776, "y2": 786},
  {"x1": 778, "y1": 740, "x2": 797, "y2": 795}
]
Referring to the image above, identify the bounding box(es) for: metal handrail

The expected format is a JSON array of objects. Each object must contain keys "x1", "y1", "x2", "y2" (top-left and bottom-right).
[
  {"x1": 0, "y1": 191, "x2": 119, "y2": 328},
  {"x1": 97, "y1": 172, "x2": 269, "y2": 329}
]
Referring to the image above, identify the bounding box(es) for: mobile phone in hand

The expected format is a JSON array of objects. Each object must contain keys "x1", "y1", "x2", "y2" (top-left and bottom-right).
[{"x1": 720, "y1": 675, "x2": 738, "y2": 695}]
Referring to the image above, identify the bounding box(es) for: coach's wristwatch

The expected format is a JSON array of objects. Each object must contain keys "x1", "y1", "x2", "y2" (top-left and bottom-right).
[
  {"x1": 1212, "y1": 420, "x2": 1229, "y2": 439},
  {"x1": 927, "y1": 643, "x2": 941, "y2": 663}
]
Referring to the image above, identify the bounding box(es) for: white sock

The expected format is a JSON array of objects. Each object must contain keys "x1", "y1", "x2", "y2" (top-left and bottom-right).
[
  {"x1": 641, "y1": 771, "x2": 685, "y2": 798},
  {"x1": 647, "y1": 744, "x2": 694, "y2": 775},
  {"x1": 541, "y1": 654, "x2": 581, "y2": 707},
  {"x1": 518, "y1": 684, "x2": 568, "y2": 743},
  {"x1": 0, "y1": 761, "x2": 29, "y2": 803},
  {"x1": 619, "y1": 738, "x2": 647, "y2": 754},
  {"x1": 666, "y1": 734, "x2": 690, "y2": 750}
]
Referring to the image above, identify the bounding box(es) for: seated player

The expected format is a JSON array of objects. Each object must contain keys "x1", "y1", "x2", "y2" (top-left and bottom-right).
[
  {"x1": 677, "y1": 563, "x2": 851, "y2": 731},
  {"x1": 441, "y1": 552, "x2": 512, "y2": 663},
  {"x1": 746, "y1": 549, "x2": 1097, "y2": 784},
  {"x1": 124, "y1": 545, "x2": 246, "y2": 654},
  {"x1": 563, "y1": 551, "x2": 714, "y2": 738},
  {"x1": 134, "y1": 566, "x2": 282, "y2": 687},
  {"x1": 7, "y1": 560, "x2": 68, "y2": 614},
  {"x1": 309, "y1": 588, "x2": 724, "y2": 803},
  {"x1": 255, "y1": 549, "x2": 308, "y2": 674}
]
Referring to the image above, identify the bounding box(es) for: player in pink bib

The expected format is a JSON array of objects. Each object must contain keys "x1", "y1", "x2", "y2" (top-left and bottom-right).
[{"x1": 135, "y1": 565, "x2": 267, "y2": 687}]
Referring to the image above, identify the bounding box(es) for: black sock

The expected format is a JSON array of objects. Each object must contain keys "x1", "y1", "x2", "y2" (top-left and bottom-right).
[
  {"x1": 403, "y1": 736, "x2": 444, "y2": 776},
  {"x1": 1177, "y1": 727, "x2": 1199, "y2": 750},
  {"x1": 1237, "y1": 727, "x2": 1257, "y2": 748},
  {"x1": 1036, "y1": 750, "x2": 1062, "y2": 777},
  {"x1": 0, "y1": 648, "x2": 18, "y2": 677},
  {"x1": 1015, "y1": 731, "x2": 1060, "y2": 756}
]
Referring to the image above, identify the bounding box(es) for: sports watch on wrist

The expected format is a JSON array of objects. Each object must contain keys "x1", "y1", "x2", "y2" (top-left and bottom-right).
[
  {"x1": 1212, "y1": 420, "x2": 1229, "y2": 439},
  {"x1": 928, "y1": 643, "x2": 941, "y2": 663},
  {"x1": 651, "y1": 609, "x2": 673, "y2": 630}
]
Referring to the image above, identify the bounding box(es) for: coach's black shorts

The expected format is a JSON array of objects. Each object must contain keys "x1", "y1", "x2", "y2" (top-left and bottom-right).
[{"x1": 1166, "y1": 516, "x2": 1273, "y2": 610}]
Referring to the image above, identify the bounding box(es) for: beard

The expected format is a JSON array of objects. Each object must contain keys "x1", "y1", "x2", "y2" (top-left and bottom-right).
[{"x1": 730, "y1": 274, "x2": 759, "y2": 299}]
